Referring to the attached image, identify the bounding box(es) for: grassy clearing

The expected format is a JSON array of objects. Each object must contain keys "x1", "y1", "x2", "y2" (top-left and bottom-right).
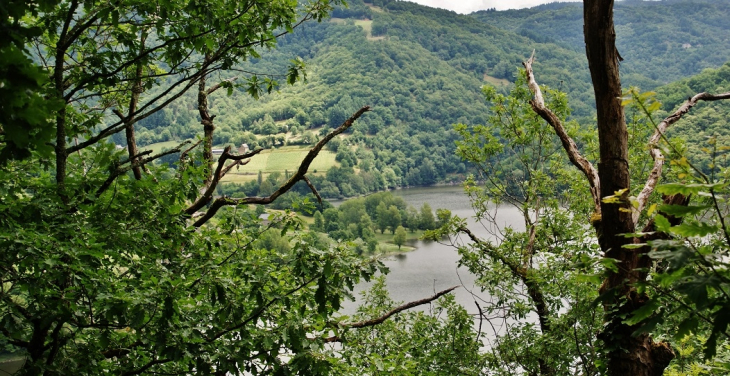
[
  {"x1": 330, "y1": 18, "x2": 383, "y2": 41},
  {"x1": 355, "y1": 20, "x2": 373, "y2": 35},
  {"x1": 221, "y1": 146, "x2": 338, "y2": 184},
  {"x1": 484, "y1": 74, "x2": 511, "y2": 87}
]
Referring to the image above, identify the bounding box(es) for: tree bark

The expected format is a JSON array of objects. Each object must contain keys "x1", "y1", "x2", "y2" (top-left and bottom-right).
[
  {"x1": 583, "y1": 1, "x2": 673, "y2": 374},
  {"x1": 198, "y1": 54, "x2": 215, "y2": 188},
  {"x1": 124, "y1": 37, "x2": 146, "y2": 180}
]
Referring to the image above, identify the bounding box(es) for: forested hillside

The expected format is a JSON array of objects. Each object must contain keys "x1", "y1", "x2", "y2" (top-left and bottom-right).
[
  {"x1": 472, "y1": 0, "x2": 730, "y2": 89},
  {"x1": 121, "y1": 0, "x2": 730, "y2": 197},
  {"x1": 656, "y1": 61, "x2": 730, "y2": 171}
]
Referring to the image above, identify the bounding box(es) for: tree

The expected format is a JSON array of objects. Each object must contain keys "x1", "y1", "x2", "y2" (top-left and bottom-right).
[
  {"x1": 393, "y1": 226, "x2": 407, "y2": 250},
  {"x1": 313, "y1": 211, "x2": 325, "y2": 232},
  {"x1": 375, "y1": 201, "x2": 389, "y2": 234},
  {"x1": 517, "y1": 1, "x2": 730, "y2": 372},
  {"x1": 405, "y1": 206, "x2": 420, "y2": 232},
  {"x1": 443, "y1": 75, "x2": 602, "y2": 375},
  {"x1": 418, "y1": 203, "x2": 436, "y2": 230},
  {"x1": 386, "y1": 205, "x2": 402, "y2": 234},
  {"x1": 435, "y1": 208, "x2": 451, "y2": 228},
  {"x1": 358, "y1": 214, "x2": 375, "y2": 239}
]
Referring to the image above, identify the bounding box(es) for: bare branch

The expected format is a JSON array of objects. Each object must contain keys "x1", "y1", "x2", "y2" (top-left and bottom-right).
[
  {"x1": 323, "y1": 285, "x2": 460, "y2": 342},
  {"x1": 67, "y1": 73, "x2": 201, "y2": 154},
  {"x1": 206, "y1": 76, "x2": 239, "y2": 95},
  {"x1": 118, "y1": 150, "x2": 153, "y2": 166},
  {"x1": 633, "y1": 91, "x2": 730, "y2": 225},
  {"x1": 219, "y1": 157, "x2": 250, "y2": 178},
  {"x1": 191, "y1": 106, "x2": 371, "y2": 227},
  {"x1": 349, "y1": 286, "x2": 459, "y2": 329},
  {"x1": 303, "y1": 176, "x2": 323, "y2": 207},
  {"x1": 523, "y1": 51, "x2": 601, "y2": 216},
  {"x1": 180, "y1": 139, "x2": 203, "y2": 161},
  {"x1": 184, "y1": 147, "x2": 265, "y2": 215}
]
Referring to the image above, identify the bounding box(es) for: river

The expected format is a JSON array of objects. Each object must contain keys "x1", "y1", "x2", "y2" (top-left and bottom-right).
[{"x1": 339, "y1": 186, "x2": 526, "y2": 317}]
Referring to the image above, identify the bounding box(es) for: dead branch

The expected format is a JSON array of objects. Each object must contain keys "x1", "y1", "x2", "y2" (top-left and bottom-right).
[
  {"x1": 184, "y1": 147, "x2": 264, "y2": 215},
  {"x1": 633, "y1": 91, "x2": 730, "y2": 225},
  {"x1": 206, "y1": 76, "x2": 238, "y2": 95},
  {"x1": 118, "y1": 150, "x2": 153, "y2": 166},
  {"x1": 523, "y1": 51, "x2": 602, "y2": 216},
  {"x1": 190, "y1": 106, "x2": 371, "y2": 227},
  {"x1": 180, "y1": 139, "x2": 204, "y2": 161},
  {"x1": 303, "y1": 175, "x2": 323, "y2": 207},
  {"x1": 219, "y1": 156, "x2": 251, "y2": 177},
  {"x1": 323, "y1": 285, "x2": 460, "y2": 343}
]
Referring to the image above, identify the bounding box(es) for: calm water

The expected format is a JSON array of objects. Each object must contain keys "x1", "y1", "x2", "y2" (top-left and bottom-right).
[{"x1": 340, "y1": 186, "x2": 526, "y2": 316}]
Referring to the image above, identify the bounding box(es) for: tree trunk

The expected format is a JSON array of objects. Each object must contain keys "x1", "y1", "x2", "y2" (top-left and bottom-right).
[
  {"x1": 583, "y1": 1, "x2": 674, "y2": 374},
  {"x1": 125, "y1": 43, "x2": 145, "y2": 181},
  {"x1": 198, "y1": 54, "x2": 215, "y2": 188}
]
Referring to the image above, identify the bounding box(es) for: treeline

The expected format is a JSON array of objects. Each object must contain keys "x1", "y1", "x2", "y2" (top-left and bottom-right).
[
  {"x1": 311, "y1": 191, "x2": 450, "y2": 253},
  {"x1": 216, "y1": 190, "x2": 450, "y2": 255}
]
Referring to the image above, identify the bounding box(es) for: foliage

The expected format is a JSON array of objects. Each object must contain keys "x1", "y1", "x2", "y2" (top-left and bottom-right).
[
  {"x1": 0, "y1": 164, "x2": 379, "y2": 374},
  {"x1": 127, "y1": 0, "x2": 730, "y2": 197},
  {"x1": 393, "y1": 226, "x2": 407, "y2": 250},
  {"x1": 616, "y1": 90, "x2": 730, "y2": 365},
  {"x1": 438, "y1": 74, "x2": 602, "y2": 375},
  {"x1": 0, "y1": 0, "x2": 62, "y2": 162},
  {"x1": 307, "y1": 191, "x2": 439, "y2": 252},
  {"x1": 331, "y1": 277, "x2": 488, "y2": 375}
]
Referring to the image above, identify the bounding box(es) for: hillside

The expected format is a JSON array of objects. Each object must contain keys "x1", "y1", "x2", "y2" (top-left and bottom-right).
[
  {"x1": 121, "y1": 0, "x2": 730, "y2": 198},
  {"x1": 656, "y1": 61, "x2": 730, "y2": 171},
  {"x1": 472, "y1": 0, "x2": 730, "y2": 89}
]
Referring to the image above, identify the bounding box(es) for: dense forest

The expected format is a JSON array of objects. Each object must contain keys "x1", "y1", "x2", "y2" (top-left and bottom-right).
[{"x1": 3, "y1": 0, "x2": 730, "y2": 375}]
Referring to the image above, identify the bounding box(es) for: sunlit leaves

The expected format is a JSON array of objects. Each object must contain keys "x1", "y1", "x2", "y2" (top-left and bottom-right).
[{"x1": 656, "y1": 182, "x2": 727, "y2": 196}]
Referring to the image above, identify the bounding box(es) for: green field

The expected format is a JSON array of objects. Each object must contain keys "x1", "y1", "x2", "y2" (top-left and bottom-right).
[
  {"x1": 222, "y1": 146, "x2": 339, "y2": 183},
  {"x1": 140, "y1": 140, "x2": 186, "y2": 155},
  {"x1": 139, "y1": 141, "x2": 340, "y2": 184},
  {"x1": 331, "y1": 18, "x2": 383, "y2": 40}
]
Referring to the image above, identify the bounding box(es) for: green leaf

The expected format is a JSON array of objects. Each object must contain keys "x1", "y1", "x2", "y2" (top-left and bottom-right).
[
  {"x1": 654, "y1": 214, "x2": 671, "y2": 232},
  {"x1": 633, "y1": 314, "x2": 664, "y2": 336},
  {"x1": 675, "y1": 317, "x2": 699, "y2": 340},
  {"x1": 625, "y1": 299, "x2": 660, "y2": 326},
  {"x1": 599, "y1": 257, "x2": 621, "y2": 273},
  {"x1": 658, "y1": 204, "x2": 711, "y2": 217},
  {"x1": 315, "y1": 276, "x2": 327, "y2": 315},
  {"x1": 670, "y1": 222, "x2": 718, "y2": 237},
  {"x1": 622, "y1": 243, "x2": 646, "y2": 249}
]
